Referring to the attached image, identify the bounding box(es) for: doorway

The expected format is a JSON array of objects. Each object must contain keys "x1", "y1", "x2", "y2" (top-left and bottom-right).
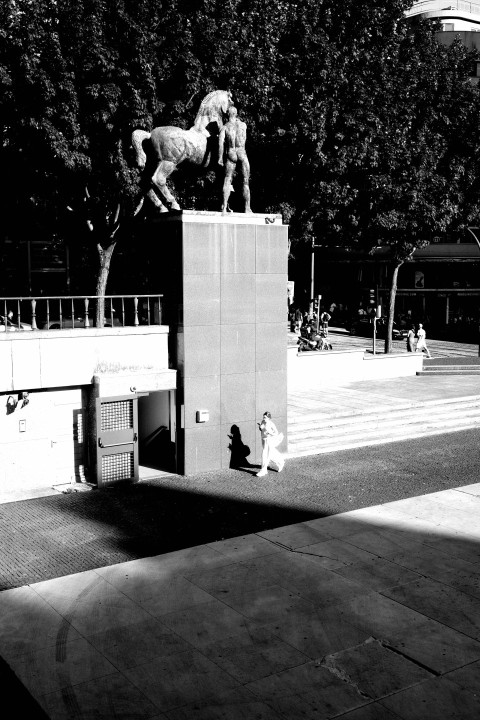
[{"x1": 138, "y1": 390, "x2": 176, "y2": 477}]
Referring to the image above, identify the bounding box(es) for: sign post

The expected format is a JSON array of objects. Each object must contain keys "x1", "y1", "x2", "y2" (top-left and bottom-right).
[
  {"x1": 372, "y1": 305, "x2": 382, "y2": 355},
  {"x1": 316, "y1": 294, "x2": 322, "y2": 333}
]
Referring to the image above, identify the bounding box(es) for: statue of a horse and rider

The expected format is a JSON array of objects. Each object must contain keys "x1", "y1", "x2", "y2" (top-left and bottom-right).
[{"x1": 132, "y1": 90, "x2": 235, "y2": 214}]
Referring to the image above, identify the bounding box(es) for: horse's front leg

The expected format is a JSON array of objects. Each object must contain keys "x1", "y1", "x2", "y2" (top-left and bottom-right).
[
  {"x1": 146, "y1": 188, "x2": 169, "y2": 213},
  {"x1": 152, "y1": 160, "x2": 181, "y2": 211}
]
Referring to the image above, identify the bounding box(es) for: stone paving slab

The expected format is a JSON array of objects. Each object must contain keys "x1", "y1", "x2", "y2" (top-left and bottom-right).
[{"x1": 2, "y1": 484, "x2": 480, "y2": 719}]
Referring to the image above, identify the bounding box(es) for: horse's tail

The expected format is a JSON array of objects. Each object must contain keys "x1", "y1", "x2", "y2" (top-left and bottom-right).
[{"x1": 131, "y1": 129, "x2": 151, "y2": 169}]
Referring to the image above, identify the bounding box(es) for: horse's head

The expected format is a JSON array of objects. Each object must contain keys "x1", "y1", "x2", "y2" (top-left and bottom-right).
[
  {"x1": 221, "y1": 90, "x2": 233, "y2": 114},
  {"x1": 191, "y1": 90, "x2": 234, "y2": 134}
]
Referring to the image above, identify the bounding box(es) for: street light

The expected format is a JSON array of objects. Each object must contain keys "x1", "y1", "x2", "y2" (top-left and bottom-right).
[
  {"x1": 310, "y1": 239, "x2": 323, "y2": 319},
  {"x1": 466, "y1": 227, "x2": 480, "y2": 357}
]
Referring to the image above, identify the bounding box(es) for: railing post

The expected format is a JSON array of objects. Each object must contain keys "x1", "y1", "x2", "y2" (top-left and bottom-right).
[
  {"x1": 84, "y1": 298, "x2": 90, "y2": 328},
  {"x1": 31, "y1": 299, "x2": 37, "y2": 330},
  {"x1": 3, "y1": 300, "x2": 10, "y2": 332},
  {"x1": 133, "y1": 297, "x2": 139, "y2": 326}
]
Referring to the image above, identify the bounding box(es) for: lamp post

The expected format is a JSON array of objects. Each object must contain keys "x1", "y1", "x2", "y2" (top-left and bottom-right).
[
  {"x1": 310, "y1": 239, "x2": 323, "y2": 319},
  {"x1": 309, "y1": 238, "x2": 315, "y2": 319},
  {"x1": 466, "y1": 228, "x2": 480, "y2": 357}
]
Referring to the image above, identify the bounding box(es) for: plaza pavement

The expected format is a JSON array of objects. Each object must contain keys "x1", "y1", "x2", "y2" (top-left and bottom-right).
[
  {"x1": 2, "y1": 481, "x2": 480, "y2": 719},
  {"x1": 1, "y1": 337, "x2": 480, "y2": 719}
]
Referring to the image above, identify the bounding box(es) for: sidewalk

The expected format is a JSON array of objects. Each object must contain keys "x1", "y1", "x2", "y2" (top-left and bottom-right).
[{"x1": 1, "y1": 482, "x2": 480, "y2": 719}]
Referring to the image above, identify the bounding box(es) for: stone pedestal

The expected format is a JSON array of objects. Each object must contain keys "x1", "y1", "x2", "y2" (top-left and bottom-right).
[{"x1": 153, "y1": 211, "x2": 288, "y2": 475}]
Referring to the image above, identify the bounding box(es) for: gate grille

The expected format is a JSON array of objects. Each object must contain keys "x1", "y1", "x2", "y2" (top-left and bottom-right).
[
  {"x1": 101, "y1": 400, "x2": 133, "y2": 431},
  {"x1": 96, "y1": 395, "x2": 138, "y2": 487},
  {"x1": 101, "y1": 451, "x2": 134, "y2": 484}
]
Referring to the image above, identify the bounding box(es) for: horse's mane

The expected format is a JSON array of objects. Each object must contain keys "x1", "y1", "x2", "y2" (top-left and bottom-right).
[{"x1": 191, "y1": 90, "x2": 232, "y2": 133}]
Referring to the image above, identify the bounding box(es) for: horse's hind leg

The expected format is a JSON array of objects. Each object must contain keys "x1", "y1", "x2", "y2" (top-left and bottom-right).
[{"x1": 152, "y1": 160, "x2": 181, "y2": 211}]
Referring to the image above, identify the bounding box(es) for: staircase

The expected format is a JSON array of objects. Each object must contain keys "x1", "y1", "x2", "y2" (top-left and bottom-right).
[
  {"x1": 287, "y1": 394, "x2": 480, "y2": 458},
  {"x1": 418, "y1": 357, "x2": 480, "y2": 376}
]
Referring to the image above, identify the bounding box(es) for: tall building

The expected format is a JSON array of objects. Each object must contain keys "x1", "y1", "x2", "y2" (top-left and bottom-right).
[
  {"x1": 406, "y1": 1, "x2": 480, "y2": 35},
  {"x1": 406, "y1": 1, "x2": 480, "y2": 58}
]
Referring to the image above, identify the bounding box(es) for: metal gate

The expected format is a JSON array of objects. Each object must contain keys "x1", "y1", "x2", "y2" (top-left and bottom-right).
[{"x1": 96, "y1": 395, "x2": 139, "y2": 487}]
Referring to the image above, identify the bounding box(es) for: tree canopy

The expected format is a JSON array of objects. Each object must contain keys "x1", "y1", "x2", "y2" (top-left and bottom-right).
[{"x1": 2, "y1": 0, "x2": 480, "y2": 304}]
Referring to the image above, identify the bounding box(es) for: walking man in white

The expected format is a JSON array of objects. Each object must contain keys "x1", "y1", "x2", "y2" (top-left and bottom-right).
[
  {"x1": 415, "y1": 323, "x2": 432, "y2": 358},
  {"x1": 256, "y1": 411, "x2": 285, "y2": 477}
]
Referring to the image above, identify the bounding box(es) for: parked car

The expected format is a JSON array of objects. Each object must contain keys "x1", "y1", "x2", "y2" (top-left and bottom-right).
[
  {"x1": 347, "y1": 316, "x2": 408, "y2": 340},
  {"x1": 41, "y1": 315, "x2": 122, "y2": 330}
]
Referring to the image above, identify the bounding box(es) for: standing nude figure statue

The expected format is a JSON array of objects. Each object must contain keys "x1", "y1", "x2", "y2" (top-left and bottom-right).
[{"x1": 218, "y1": 106, "x2": 252, "y2": 214}]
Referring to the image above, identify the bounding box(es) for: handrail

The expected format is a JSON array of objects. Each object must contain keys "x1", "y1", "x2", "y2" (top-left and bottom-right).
[
  {"x1": 405, "y1": 1, "x2": 480, "y2": 17},
  {"x1": 0, "y1": 294, "x2": 164, "y2": 332}
]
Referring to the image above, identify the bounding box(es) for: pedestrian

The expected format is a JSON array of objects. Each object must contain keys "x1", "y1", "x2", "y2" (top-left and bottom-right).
[
  {"x1": 294, "y1": 307, "x2": 303, "y2": 334},
  {"x1": 320, "y1": 310, "x2": 331, "y2": 332},
  {"x1": 415, "y1": 323, "x2": 431, "y2": 358},
  {"x1": 406, "y1": 324, "x2": 416, "y2": 353},
  {"x1": 256, "y1": 411, "x2": 285, "y2": 477},
  {"x1": 318, "y1": 329, "x2": 333, "y2": 350}
]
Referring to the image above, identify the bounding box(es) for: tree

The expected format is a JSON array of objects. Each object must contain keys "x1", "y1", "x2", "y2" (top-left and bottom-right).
[
  {"x1": 369, "y1": 29, "x2": 480, "y2": 352},
  {"x1": 2, "y1": 0, "x2": 480, "y2": 340},
  {"x1": 1, "y1": 0, "x2": 188, "y2": 322},
  {"x1": 1, "y1": 0, "x2": 297, "y2": 318},
  {"x1": 288, "y1": 7, "x2": 480, "y2": 351}
]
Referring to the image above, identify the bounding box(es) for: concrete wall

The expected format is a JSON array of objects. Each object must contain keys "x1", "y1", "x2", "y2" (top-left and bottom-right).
[
  {"x1": 0, "y1": 326, "x2": 176, "y2": 493},
  {"x1": 0, "y1": 387, "x2": 85, "y2": 489},
  {"x1": 0, "y1": 326, "x2": 170, "y2": 392},
  {"x1": 288, "y1": 346, "x2": 424, "y2": 390},
  {"x1": 155, "y1": 211, "x2": 288, "y2": 474}
]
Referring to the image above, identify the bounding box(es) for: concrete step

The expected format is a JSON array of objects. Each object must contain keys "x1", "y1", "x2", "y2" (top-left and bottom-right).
[
  {"x1": 287, "y1": 418, "x2": 480, "y2": 458},
  {"x1": 289, "y1": 405, "x2": 480, "y2": 447},
  {"x1": 424, "y1": 357, "x2": 480, "y2": 366},
  {"x1": 289, "y1": 404, "x2": 480, "y2": 447},
  {"x1": 288, "y1": 395, "x2": 480, "y2": 432},
  {"x1": 287, "y1": 396, "x2": 480, "y2": 458},
  {"x1": 417, "y1": 369, "x2": 480, "y2": 375},
  {"x1": 419, "y1": 357, "x2": 480, "y2": 375}
]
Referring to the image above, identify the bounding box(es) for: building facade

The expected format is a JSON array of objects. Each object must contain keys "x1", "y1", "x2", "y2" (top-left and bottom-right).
[
  {"x1": 405, "y1": 1, "x2": 480, "y2": 33},
  {"x1": 313, "y1": 232, "x2": 480, "y2": 339}
]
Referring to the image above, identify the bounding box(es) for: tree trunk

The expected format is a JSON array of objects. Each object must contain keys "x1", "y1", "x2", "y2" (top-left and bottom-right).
[
  {"x1": 95, "y1": 241, "x2": 117, "y2": 327},
  {"x1": 384, "y1": 261, "x2": 403, "y2": 354}
]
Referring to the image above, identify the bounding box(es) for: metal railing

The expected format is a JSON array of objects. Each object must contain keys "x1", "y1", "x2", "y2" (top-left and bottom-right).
[
  {"x1": 405, "y1": 1, "x2": 480, "y2": 17},
  {"x1": 0, "y1": 294, "x2": 163, "y2": 332}
]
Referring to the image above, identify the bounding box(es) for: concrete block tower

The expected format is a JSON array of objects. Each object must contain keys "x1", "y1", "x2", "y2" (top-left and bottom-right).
[{"x1": 154, "y1": 211, "x2": 288, "y2": 474}]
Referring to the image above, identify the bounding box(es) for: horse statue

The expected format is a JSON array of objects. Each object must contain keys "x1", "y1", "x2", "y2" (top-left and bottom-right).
[{"x1": 132, "y1": 90, "x2": 233, "y2": 213}]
